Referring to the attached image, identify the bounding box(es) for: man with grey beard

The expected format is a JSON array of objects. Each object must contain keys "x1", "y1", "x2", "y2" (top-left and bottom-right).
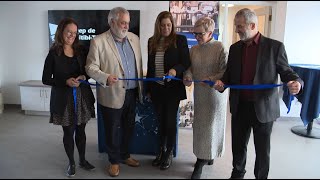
[
  {"x1": 214, "y1": 8, "x2": 303, "y2": 179},
  {"x1": 85, "y1": 7, "x2": 143, "y2": 177}
]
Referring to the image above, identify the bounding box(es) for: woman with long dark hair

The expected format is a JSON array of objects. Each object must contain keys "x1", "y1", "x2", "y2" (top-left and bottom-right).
[
  {"x1": 146, "y1": 11, "x2": 191, "y2": 170},
  {"x1": 42, "y1": 17, "x2": 95, "y2": 177}
]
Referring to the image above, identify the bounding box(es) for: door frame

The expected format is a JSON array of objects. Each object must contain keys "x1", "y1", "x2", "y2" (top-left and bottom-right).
[{"x1": 219, "y1": 1, "x2": 277, "y2": 48}]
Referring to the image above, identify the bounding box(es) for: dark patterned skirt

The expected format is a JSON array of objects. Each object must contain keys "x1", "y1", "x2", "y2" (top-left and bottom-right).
[{"x1": 50, "y1": 87, "x2": 95, "y2": 126}]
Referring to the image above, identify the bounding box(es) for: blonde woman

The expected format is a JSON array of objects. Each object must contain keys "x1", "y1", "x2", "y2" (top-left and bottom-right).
[{"x1": 183, "y1": 17, "x2": 228, "y2": 179}]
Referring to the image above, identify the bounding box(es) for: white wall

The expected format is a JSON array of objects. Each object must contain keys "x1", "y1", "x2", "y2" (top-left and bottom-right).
[
  {"x1": 0, "y1": 1, "x2": 168, "y2": 104},
  {"x1": 0, "y1": 5, "x2": 4, "y2": 90},
  {"x1": 271, "y1": 1, "x2": 287, "y2": 42},
  {"x1": 2, "y1": 1, "x2": 317, "y2": 105},
  {"x1": 284, "y1": 1, "x2": 320, "y2": 64},
  {"x1": 0, "y1": 40, "x2": 3, "y2": 90}
]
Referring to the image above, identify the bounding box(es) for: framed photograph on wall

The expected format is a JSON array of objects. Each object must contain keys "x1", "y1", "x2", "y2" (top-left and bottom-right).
[{"x1": 169, "y1": 1, "x2": 219, "y2": 48}]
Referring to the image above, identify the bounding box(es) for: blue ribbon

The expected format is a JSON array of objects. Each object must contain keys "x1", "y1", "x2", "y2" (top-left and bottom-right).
[
  {"x1": 79, "y1": 80, "x2": 96, "y2": 86},
  {"x1": 78, "y1": 76, "x2": 294, "y2": 113},
  {"x1": 166, "y1": 75, "x2": 293, "y2": 113},
  {"x1": 72, "y1": 87, "x2": 77, "y2": 135},
  {"x1": 119, "y1": 77, "x2": 164, "y2": 81},
  {"x1": 286, "y1": 93, "x2": 294, "y2": 114}
]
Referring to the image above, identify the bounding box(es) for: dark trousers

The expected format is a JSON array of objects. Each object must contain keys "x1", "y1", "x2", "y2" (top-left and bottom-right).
[
  {"x1": 151, "y1": 83, "x2": 180, "y2": 151},
  {"x1": 62, "y1": 123, "x2": 87, "y2": 165},
  {"x1": 100, "y1": 88, "x2": 137, "y2": 164},
  {"x1": 231, "y1": 101, "x2": 273, "y2": 179}
]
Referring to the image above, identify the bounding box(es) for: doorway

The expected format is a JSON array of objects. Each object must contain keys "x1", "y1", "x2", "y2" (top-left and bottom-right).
[{"x1": 218, "y1": 2, "x2": 274, "y2": 49}]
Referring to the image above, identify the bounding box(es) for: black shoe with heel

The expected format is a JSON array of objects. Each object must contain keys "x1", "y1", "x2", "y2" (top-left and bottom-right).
[
  {"x1": 152, "y1": 147, "x2": 166, "y2": 167},
  {"x1": 79, "y1": 160, "x2": 95, "y2": 171},
  {"x1": 66, "y1": 164, "x2": 76, "y2": 177},
  {"x1": 160, "y1": 150, "x2": 173, "y2": 170}
]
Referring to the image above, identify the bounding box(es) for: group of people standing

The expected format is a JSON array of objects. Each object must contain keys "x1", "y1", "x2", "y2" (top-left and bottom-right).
[{"x1": 42, "y1": 6, "x2": 303, "y2": 179}]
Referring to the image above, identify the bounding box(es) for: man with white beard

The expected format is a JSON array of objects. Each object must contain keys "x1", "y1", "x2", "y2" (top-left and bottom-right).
[{"x1": 85, "y1": 7, "x2": 143, "y2": 177}]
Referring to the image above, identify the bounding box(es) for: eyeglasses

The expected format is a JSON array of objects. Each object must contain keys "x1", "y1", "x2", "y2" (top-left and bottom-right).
[
  {"x1": 66, "y1": 31, "x2": 78, "y2": 37},
  {"x1": 120, "y1": 21, "x2": 130, "y2": 26},
  {"x1": 193, "y1": 32, "x2": 207, "y2": 37}
]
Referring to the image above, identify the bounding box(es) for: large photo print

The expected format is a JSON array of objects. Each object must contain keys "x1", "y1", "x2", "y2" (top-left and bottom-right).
[
  {"x1": 170, "y1": 1, "x2": 220, "y2": 48},
  {"x1": 169, "y1": 1, "x2": 220, "y2": 128}
]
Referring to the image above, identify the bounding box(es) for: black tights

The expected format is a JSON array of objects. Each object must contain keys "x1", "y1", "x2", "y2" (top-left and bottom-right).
[{"x1": 62, "y1": 123, "x2": 87, "y2": 165}]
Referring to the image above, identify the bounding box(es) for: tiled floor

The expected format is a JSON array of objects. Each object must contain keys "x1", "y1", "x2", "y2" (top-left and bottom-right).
[{"x1": 0, "y1": 105, "x2": 320, "y2": 179}]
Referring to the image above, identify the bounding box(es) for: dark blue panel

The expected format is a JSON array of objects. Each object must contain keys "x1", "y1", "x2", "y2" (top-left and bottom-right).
[{"x1": 97, "y1": 88, "x2": 178, "y2": 157}]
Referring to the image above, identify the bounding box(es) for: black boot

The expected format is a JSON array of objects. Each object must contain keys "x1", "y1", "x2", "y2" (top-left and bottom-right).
[
  {"x1": 152, "y1": 147, "x2": 166, "y2": 166},
  {"x1": 160, "y1": 149, "x2": 173, "y2": 170},
  {"x1": 191, "y1": 158, "x2": 208, "y2": 179}
]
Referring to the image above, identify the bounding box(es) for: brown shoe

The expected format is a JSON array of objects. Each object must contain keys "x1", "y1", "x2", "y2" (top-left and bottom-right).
[
  {"x1": 124, "y1": 157, "x2": 140, "y2": 167},
  {"x1": 107, "y1": 164, "x2": 119, "y2": 177}
]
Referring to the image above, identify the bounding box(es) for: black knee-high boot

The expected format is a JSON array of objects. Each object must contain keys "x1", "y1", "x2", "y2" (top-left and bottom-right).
[
  {"x1": 160, "y1": 148, "x2": 173, "y2": 170},
  {"x1": 153, "y1": 135, "x2": 167, "y2": 166},
  {"x1": 160, "y1": 134, "x2": 175, "y2": 170},
  {"x1": 152, "y1": 146, "x2": 166, "y2": 166},
  {"x1": 191, "y1": 158, "x2": 213, "y2": 179}
]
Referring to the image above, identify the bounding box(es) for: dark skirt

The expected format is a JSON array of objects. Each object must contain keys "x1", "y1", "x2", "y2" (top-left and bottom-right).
[{"x1": 50, "y1": 86, "x2": 95, "y2": 126}]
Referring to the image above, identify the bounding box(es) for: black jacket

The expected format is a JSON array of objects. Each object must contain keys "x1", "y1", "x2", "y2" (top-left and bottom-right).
[
  {"x1": 146, "y1": 34, "x2": 191, "y2": 100},
  {"x1": 42, "y1": 46, "x2": 95, "y2": 116},
  {"x1": 221, "y1": 35, "x2": 303, "y2": 123}
]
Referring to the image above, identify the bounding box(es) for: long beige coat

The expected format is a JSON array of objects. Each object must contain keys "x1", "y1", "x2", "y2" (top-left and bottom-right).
[
  {"x1": 184, "y1": 38, "x2": 228, "y2": 159},
  {"x1": 85, "y1": 30, "x2": 143, "y2": 109}
]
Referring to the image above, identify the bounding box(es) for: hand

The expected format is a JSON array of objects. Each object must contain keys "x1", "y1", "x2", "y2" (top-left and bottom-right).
[
  {"x1": 183, "y1": 77, "x2": 192, "y2": 87},
  {"x1": 166, "y1": 69, "x2": 176, "y2": 82},
  {"x1": 213, "y1": 80, "x2": 225, "y2": 91},
  {"x1": 168, "y1": 69, "x2": 176, "y2": 77},
  {"x1": 287, "y1": 80, "x2": 301, "y2": 95},
  {"x1": 66, "y1": 77, "x2": 80, "y2": 88},
  {"x1": 76, "y1": 75, "x2": 86, "y2": 82},
  {"x1": 107, "y1": 75, "x2": 118, "y2": 86}
]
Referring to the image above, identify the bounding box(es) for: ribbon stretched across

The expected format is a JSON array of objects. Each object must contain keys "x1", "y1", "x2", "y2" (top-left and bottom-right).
[{"x1": 78, "y1": 75, "x2": 293, "y2": 113}]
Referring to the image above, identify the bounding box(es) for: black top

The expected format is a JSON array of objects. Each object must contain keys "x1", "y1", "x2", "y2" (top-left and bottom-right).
[
  {"x1": 146, "y1": 34, "x2": 191, "y2": 100},
  {"x1": 42, "y1": 46, "x2": 95, "y2": 116}
]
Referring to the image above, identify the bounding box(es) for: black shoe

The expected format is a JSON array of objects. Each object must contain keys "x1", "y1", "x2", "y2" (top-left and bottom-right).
[
  {"x1": 66, "y1": 164, "x2": 75, "y2": 177},
  {"x1": 152, "y1": 147, "x2": 166, "y2": 167},
  {"x1": 160, "y1": 150, "x2": 173, "y2": 170},
  {"x1": 191, "y1": 167, "x2": 202, "y2": 179},
  {"x1": 191, "y1": 159, "x2": 207, "y2": 179},
  {"x1": 79, "y1": 160, "x2": 95, "y2": 171}
]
